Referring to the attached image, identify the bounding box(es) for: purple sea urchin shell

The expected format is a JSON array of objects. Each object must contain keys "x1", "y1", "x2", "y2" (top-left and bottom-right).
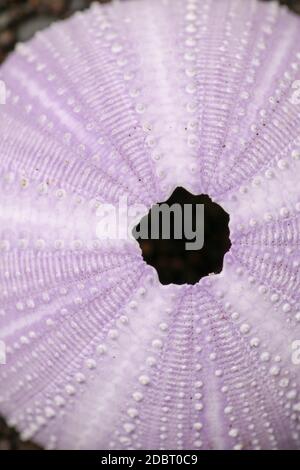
[{"x1": 1, "y1": 0, "x2": 300, "y2": 450}]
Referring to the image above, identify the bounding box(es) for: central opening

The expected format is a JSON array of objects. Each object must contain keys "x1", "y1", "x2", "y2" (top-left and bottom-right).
[{"x1": 133, "y1": 187, "x2": 231, "y2": 285}]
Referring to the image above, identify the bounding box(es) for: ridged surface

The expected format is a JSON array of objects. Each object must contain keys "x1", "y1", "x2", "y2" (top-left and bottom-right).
[{"x1": 0, "y1": 0, "x2": 300, "y2": 450}]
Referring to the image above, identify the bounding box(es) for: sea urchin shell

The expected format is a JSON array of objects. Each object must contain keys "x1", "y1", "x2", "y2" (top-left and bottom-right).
[{"x1": 1, "y1": 0, "x2": 300, "y2": 450}]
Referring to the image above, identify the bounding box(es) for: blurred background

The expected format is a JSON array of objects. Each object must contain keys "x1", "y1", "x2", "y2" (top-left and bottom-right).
[{"x1": 0, "y1": 0, "x2": 300, "y2": 451}]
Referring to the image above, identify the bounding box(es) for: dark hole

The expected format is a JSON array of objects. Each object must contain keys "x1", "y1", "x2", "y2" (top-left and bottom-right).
[{"x1": 133, "y1": 187, "x2": 231, "y2": 285}]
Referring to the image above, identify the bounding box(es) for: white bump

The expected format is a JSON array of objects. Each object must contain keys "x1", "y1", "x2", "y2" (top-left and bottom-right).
[
  {"x1": 133, "y1": 392, "x2": 143, "y2": 402},
  {"x1": 139, "y1": 375, "x2": 150, "y2": 385}
]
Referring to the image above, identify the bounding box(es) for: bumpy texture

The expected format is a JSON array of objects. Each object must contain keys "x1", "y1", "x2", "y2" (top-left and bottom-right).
[{"x1": 1, "y1": 0, "x2": 300, "y2": 450}]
